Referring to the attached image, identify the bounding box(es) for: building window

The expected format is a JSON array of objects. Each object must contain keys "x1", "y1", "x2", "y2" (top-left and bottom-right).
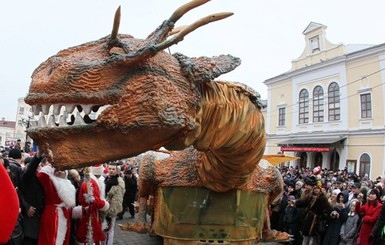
[
  {"x1": 19, "y1": 107, "x2": 25, "y2": 115},
  {"x1": 360, "y1": 93, "x2": 372, "y2": 119},
  {"x1": 328, "y1": 82, "x2": 340, "y2": 121},
  {"x1": 278, "y1": 107, "x2": 286, "y2": 126},
  {"x1": 298, "y1": 89, "x2": 309, "y2": 124},
  {"x1": 310, "y1": 36, "x2": 320, "y2": 53},
  {"x1": 313, "y1": 86, "x2": 324, "y2": 122},
  {"x1": 314, "y1": 152, "x2": 323, "y2": 166},
  {"x1": 359, "y1": 153, "x2": 371, "y2": 178}
]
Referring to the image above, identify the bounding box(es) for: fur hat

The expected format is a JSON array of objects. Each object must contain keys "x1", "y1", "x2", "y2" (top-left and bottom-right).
[
  {"x1": 8, "y1": 148, "x2": 21, "y2": 159},
  {"x1": 295, "y1": 180, "x2": 303, "y2": 187},
  {"x1": 287, "y1": 182, "x2": 295, "y2": 189},
  {"x1": 304, "y1": 178, "x2": 316, "y2": 187},
  {"x1": 91, "y1": 164, "x2": 104, "y2": 176}
]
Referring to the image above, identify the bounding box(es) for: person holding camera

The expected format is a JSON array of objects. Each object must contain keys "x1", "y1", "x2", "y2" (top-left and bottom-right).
[
  {"x1": 295, "y1": 177, "x2": 333, "y2": 245},
  {"x1": 322, "y1": 191, "x2": 350, "y2": 245},
  {"x1": 356, "y1": 188, "x2": 382, "y2": 245}
]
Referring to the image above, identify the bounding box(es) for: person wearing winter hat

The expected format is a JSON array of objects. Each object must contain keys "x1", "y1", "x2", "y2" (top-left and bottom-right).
[
  {"x1": 304, "y1": 177, "x2": 316, "y2": 187},
  {"x1": 295, "y1": 181, "x2": 303, "y2": 198},
  {"x1": 295, "y1": 178, "x2": 333, "y2": 245},
  {"x1": 356, "y1": 188, "x2": 382, "y2": 245},
  {"x1": 73, "y1": 166, "x2": 110, "y2": 244},
  {"x1": 91, "y1": 164, "x2": 106, "y2": 178},
  {"x1": 37, "y1": 162, "x2": 76, "y2": 245}
]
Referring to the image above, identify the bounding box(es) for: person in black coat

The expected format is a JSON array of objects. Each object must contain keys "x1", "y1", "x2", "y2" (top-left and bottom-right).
[
  {"x1": 296, "y1": 179, "x2": 333, "y2": 245},
  {"x1": 19, "y1": 153, "x2": 46, "y2": 245},
  {"x1": 117, "y1": 169, "x2": 138, "y2": 220},
  {"x1": 283, "y1": 195, "x2": 299, "y2": 245},
  {"x1": 322, "y1": 191, "x2": 350, "y2": 245}
]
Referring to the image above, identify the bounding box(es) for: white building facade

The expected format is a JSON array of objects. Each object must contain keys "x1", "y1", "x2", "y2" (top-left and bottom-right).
[{"x1": 264, "y1": 22, "x2": 385, "y2": 179}]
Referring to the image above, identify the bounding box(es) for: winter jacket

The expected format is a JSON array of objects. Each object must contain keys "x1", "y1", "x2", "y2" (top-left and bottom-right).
[
  {"x1": 296, "y1": 191, "x2": 333, "y2": 236},
  {"x1": 357, "y1": 200, "x2": 382, "y2": 245},
  {"x1": 105, "y1": 175, "x2": 125, "y2": 217}
]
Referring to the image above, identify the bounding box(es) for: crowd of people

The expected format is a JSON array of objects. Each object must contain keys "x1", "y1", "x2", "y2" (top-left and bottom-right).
[
  {"x1": 0, "y1": 147, "x2": 138, "y2": 245},
  {"x1": 271, "y1": 165, "x2": 385, "y2": 245},
  {"x1": 3, "y1": 143, "x2": 385, "y2": 245}
]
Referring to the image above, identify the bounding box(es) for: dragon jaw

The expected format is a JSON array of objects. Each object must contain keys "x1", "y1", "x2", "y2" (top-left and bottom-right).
[{"x1": 26, "y1": 101, "x2": 192, "y2": 169}]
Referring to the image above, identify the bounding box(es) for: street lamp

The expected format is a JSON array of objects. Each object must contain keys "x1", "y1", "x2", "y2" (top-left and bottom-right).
[{"x1": 21, "y1": 112, "x2": 33, "y2": 152}]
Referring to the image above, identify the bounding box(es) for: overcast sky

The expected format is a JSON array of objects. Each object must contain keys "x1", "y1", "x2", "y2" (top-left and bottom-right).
[{"x1": 1, "y1": 0, "x2": 385, "y2": 121}]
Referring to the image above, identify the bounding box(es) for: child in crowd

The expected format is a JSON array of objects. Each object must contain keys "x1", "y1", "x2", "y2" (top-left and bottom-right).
[
  {"x1": 339, "y1": 199, "x2": 360, "y2": 245},
  {"x1": 283, "y1": 195, "x2": 299, "y2": 244}
]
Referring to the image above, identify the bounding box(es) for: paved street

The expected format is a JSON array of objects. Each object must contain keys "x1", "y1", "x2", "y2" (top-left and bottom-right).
[{"x1": 114, "y1": 213, "x2": 163, "y2": 244}]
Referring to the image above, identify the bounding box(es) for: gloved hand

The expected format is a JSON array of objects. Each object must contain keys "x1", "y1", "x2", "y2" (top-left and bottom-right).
[
  {"x1": 340, "y1": 234, "x2": 346, "y2": 241},
  {"x1": 368, "y1": 233, "x2": 375, "y2": 243}
]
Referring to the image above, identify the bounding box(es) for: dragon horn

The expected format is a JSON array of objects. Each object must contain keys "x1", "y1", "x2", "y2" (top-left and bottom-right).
[{"x1": 109, "y1": 6, "x2": 121, "y2": 45}]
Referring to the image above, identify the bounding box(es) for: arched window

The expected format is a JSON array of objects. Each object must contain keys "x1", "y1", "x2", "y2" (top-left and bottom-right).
[
  {"x1": 314, "y1": 152, "x2": 323, "y2": 166},
  {"x1": 328, "y1": 82, "x2": 340, "y2": 121},
  {"x1": 299, "y1": 89, "x2": 309, "y2": 124},
  {"x1": 329, "y1": 150, "x2": 340, "y2": 172},
  {"x1": 359, "y1": 153, "x2": 371, "y2": 178},
  {"x1": 313, "y1": 86, "x2": 324, "y2": 122}
]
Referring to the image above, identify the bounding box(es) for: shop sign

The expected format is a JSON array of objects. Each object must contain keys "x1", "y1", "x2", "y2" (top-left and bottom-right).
[{"x1": 280, "y1": 146, "x2": 330, "y2": 152}]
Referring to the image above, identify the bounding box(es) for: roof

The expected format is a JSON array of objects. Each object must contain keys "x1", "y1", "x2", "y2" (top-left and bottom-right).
[{"x1": 278, "y1": 136, "x2": 346, "y2": 146}]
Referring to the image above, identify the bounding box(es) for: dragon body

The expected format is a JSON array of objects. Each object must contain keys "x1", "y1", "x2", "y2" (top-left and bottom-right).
[{"x1": 25, "y1": 1, "x2": 291, "y2": 243}]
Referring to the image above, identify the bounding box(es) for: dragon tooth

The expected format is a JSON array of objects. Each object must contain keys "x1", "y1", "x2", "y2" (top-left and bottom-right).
[
  {"x1": 53, "y1": 104, "x2": 62, "y2": 115},
  {"x1": 89, "y1": 111, "x2": 97, "y2": 120},
  {"x1": 42, "y1": 104, "x2": 50, "y2": 115},
  {"x1": 82, "y1": 104, "x2": 93, "y2": 115},
  {"x1": 48, "y1": 115, "x2": 57, "y2": 127},
  {"x1": 38, "y1": 115, "x2": 47, "y2": 127},
  {"x1": 65, "y1": 104, "x2": 76, "y2": 114},
  {"x1": 32, "y1": 104, "x2": 42, "y2": 116},
  {"x1": 74, "y1": 112, "x2": 86, "y2": 125},
  {"x1": 59, "y1": 112, "x2": 68, "y2": 126}
]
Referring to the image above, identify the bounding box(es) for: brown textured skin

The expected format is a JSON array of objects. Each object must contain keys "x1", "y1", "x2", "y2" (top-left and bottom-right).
[{"x1": 24, "y1": 2, "x2": 284, "y2": 243}]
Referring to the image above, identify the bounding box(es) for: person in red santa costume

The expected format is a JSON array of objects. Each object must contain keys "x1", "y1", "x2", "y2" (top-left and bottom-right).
[
  {"x1": 73, "y1": 164, "x2": 110, "y2": 245},
  {"x1": 0, "y1": 161, "x2": 19, "y2": 244},
  {"x1": 37, "y1": 162, "x2": 76, "y2": 245}
]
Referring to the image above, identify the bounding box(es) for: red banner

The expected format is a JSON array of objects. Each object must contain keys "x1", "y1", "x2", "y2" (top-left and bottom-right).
[{"x1": 281, "y1": 147, "x2": 330, "y2": 152}]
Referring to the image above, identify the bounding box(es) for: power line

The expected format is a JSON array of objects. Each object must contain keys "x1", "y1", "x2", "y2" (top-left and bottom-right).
[{"x1": 267, "y1": 66, "x2": 385, "y2": 119}]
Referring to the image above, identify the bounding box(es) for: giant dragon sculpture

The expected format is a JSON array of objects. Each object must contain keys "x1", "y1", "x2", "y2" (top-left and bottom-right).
[{"x1": 25, "y1": 0, "x2": 296, "y2": 244}]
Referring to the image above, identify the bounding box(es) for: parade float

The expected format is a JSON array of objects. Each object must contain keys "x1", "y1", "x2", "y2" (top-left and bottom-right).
[{"x1": 25, "y1": 0, "x2": 296, "y2": 244}]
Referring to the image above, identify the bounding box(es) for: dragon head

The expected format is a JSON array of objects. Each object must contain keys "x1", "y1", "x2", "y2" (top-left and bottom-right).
[{"x1": 25, "y1": 0, "x2": 240, "y2": 169}]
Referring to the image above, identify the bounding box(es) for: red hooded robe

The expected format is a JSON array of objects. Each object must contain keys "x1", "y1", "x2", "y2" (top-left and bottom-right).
[
  {"x1": 37, "y1": 166, "x2": 76, "y2": 245},
  {"x1": 75, "y1": 175, "x2": 109, "y2": 244}
]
